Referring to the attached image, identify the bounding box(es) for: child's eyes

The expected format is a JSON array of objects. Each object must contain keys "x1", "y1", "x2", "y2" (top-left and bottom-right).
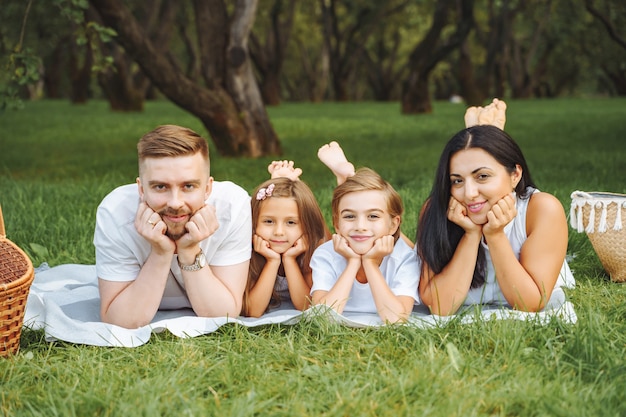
[
  {"x1": 368, "y1": 214, "x2": 380, "y2": 220},
  {"x1": 287, "y1": 220, "x2": 299, "y2": 226},
  {"x1": 342, "y1": 214, "x2": 355, "y2": 220},
  {"x1": 262, "y1": 219, "x2": 274, "y2": 225}
]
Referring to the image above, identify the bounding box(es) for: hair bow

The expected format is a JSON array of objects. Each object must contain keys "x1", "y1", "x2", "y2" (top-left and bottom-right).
[{"x1": 256, "y1": 183, "x2": 275, "y2": 201}]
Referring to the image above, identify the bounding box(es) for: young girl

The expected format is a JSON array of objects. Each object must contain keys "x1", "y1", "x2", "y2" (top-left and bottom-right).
[
  {"x1": 310, "y1": 168, "x2": 420, "y2": 323},
  {"x1": 242, "y1": 174, "x2": 330, "y2": 317},
  {"x1": 416, "y1": 124, "x2": 575, "y2": 316}
]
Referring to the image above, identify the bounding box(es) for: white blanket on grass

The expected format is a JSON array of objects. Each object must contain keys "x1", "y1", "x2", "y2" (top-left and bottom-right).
[{"x1": 24, "y1": 264, "x2": 577, "y2": 348}]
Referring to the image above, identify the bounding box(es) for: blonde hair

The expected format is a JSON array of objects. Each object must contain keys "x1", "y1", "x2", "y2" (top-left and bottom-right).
[
  {"x1": 243, "y1": 177, "x2": 330, "y2": 315},
  {"x1": 331, "y1": 167, "x2": 403, "y2": 241},
  {"x1": 137, "y1": 125, "x2": 209, "y2": 173}
]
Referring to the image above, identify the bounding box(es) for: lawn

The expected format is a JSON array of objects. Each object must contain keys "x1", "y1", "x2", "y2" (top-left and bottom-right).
[{"x1": 1, "y1": 98, "x2": 625, "y2": 416}]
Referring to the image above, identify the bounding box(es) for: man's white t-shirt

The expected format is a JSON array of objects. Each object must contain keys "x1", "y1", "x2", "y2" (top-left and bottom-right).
[{"x1": 94, "y1": 181, "x2": 252, "y2": 309}]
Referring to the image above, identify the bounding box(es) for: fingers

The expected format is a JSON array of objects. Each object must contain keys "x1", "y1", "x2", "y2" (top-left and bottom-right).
[{"x1": 182, "y1": 205, "x2": 219, "y2": 243}]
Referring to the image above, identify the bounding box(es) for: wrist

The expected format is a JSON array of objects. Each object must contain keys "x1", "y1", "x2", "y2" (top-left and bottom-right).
[{"x1": 177, "y1": 245, "x2": 201, "y2": 264}]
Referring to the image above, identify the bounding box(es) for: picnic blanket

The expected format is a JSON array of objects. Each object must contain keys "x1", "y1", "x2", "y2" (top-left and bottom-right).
[{"x1": 24, "y1": 263, "x2": 577, "y2": 348}]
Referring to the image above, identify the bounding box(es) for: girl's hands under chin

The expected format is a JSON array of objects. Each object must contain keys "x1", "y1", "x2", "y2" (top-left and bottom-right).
[
  {"x1": 253, "y1": 234, "x2": 281, "y2": 261},
  {"x1": 363, "y1": 235, "x2": 394, "y2": 263},
  {"x1": 483, "y1": 193, "x2": 517, "y2": 236},
  {"x1": 332, "y1": 234, "x2": 359, "y2": 260},
  {"x1": 283, "y1": 236, "x2": 307, "y2": 259},
  {"x1": 447, "y1": 197, "x2": 482, "y2": 234}
]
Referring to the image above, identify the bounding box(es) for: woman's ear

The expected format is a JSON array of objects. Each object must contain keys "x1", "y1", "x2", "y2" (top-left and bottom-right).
[{"x1": 511, "y1": 164, "x2": 523, "y2": 189}]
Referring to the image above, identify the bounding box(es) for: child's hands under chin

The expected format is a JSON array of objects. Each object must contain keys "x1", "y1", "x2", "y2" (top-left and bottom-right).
[
  {"x1": 362, "y1": 235, "x2": 394, "y2": 263},
  {"x1": 253, "y1": 234, "x2": 281, "y2": 261},
  {"x1": 332, "y1": 234, "x2": 359, "y2": 260},
  {"x1": 447, "y1": 197, "x2": 482, "y2": 234},
  {"x1": 283, "y1": 236, "x2": 308, "y2": 259},
  {"x1": 483, "y1": 193, "x2": 517, "y2": 236}
]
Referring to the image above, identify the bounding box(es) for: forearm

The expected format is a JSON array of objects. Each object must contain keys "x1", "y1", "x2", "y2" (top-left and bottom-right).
[
  {"x1": 184, "y1": 268, "x2": 242, "y2": 318},
  {"x1": 282, "y1": 257, "x2": 312, "y2": 311},
  {"x1": 246, "y1": 260, "x2": 280, "y2": 318},
  {"x1": 487, "y1": 234, "x2": 546, "y2": 311},
  {"x1": 313, "y1": 260, "x2": 360, "y2": 313},
  {"x1": 420, "y1": 232, "x2": 481, "y2": 315},
  {"x1": 100, "y1": 256, "x2": 172, "y2": 328},
  {"x1": 362, "y1": 262, "x2": 410, "y2": 323}
]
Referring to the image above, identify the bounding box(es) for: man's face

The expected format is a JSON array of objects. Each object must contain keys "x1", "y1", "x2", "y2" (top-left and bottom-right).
[{"x1": 137, "y1": 153, "x2": 212, "y2": 240}]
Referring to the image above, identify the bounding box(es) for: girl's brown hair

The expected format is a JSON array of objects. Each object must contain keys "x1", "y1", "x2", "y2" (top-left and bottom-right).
[{"x1": 242, "y1": 177, "x2": 330, "y2": 315}]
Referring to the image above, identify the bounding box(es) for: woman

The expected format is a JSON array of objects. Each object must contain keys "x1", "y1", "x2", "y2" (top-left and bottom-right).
[{"x1": 416, "y1": 124, "x2": 574, "y2": 316}]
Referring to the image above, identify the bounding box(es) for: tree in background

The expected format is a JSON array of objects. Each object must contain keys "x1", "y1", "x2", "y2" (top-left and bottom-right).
[
  {"x1": 584, "y1": 0, "x2": 626, "y2": 95},
  {"x1": 401, "y1": 0, "x2": 474, "y2": 114},
  {"x1": 249, "y1": 0, "x2": 296, "y2": 106},
  {"x1": 89, "y1": 0, "x2": 281, "y2": 157}
]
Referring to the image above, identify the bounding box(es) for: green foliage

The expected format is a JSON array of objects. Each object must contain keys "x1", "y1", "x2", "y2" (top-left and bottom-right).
[{"x1": 1, "y1": 99, "x2": 626, "y2": 416}]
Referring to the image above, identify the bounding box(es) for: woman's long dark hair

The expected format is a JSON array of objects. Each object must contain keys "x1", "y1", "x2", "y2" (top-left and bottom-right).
[{"x1": 416, "y1": 125, "x2": 536, "y2": 288}]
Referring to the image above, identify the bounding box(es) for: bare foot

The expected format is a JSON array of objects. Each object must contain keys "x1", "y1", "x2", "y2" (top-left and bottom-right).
[
  {"x1": 464, "y1": 106, "x2": 480, "y2": 128},
  {"x1": 268, "y1": 160, "x2": 302, "y2": 181},
  {"x1": 464, "y1": 98, "x2": 507, "y2": 130},
  {"x1": 317, "y1": 141, "x2": 355, "y2": 185},
  {"x1": 477, "y1": 98, "x2": 507, "y2": 130}
]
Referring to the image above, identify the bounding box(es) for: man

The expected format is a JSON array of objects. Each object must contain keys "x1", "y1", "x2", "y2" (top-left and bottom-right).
[{"x1": 94, "y1": 125, "x2": 251, "y2": 328}]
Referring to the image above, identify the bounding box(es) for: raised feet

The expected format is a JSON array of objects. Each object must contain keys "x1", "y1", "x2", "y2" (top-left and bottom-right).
[
  {"x1": 317, "y1": 141, "x2": 355, "y2": 186},
  {"x1": 464, "y1": 98, "x2": 507, "y2": 130},
  {"x1": 268, "y1": 160, "x2": 302, "y2": 181}
]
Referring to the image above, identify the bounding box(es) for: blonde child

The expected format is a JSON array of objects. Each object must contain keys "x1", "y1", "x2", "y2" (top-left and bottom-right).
[
  {"x1": 310, "y1": 168, "x2": 420, "y2": 323},
  {"x1": 243, "y1": 170, "x2": 330, "y2": 317}
]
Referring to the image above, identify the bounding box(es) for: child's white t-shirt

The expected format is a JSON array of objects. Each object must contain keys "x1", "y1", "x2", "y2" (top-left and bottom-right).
[{"x1": 310, "y1": 238, "x2": 420, "y2": 314}]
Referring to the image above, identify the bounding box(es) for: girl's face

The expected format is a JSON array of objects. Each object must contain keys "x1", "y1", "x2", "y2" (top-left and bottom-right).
[
  {"x1": 449, "y1": 148, "x2": 521, "y2": 225},
  {"x1": 335, "y1": 190, "x2": 400, "y2": 255},
  {"x1": 255, "y1": 197, "x2": 303, "y2": 254}
]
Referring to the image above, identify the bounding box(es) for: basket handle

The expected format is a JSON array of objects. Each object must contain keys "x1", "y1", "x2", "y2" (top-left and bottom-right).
[{"x1": 0, "y1": 204, "x2": 5, "y2": 238}]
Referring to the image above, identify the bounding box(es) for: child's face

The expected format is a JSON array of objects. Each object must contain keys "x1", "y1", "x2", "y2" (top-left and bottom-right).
[
  {"x1": 255, "y1": 197, "x2": 303, "y2": 254},
  {"x1": 335, "y1": 190, "x2": 400, "y2": 255}
]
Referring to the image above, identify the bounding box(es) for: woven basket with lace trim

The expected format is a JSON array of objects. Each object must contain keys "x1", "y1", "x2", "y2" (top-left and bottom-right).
[{"x1": 570, "y1": 191, "x2": 626, "y2": 283}]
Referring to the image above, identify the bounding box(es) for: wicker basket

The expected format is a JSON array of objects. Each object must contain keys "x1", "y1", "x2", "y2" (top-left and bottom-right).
[
  {"x1": 0, "y1": 204, "x2": 35, "y2": 356},
  {"x1": 570, "y1": 191, "x2": 626, "y2": 283}
]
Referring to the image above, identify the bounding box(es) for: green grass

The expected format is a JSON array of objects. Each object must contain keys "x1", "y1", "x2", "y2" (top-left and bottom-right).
[{"x1": 1, "y1": 98, "x2": 626, "y2": 416}]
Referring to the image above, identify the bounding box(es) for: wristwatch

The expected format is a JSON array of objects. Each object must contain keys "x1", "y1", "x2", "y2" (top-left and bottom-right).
[{"x1": 178, "y1": 249, "x2": 207, "y2": 272}]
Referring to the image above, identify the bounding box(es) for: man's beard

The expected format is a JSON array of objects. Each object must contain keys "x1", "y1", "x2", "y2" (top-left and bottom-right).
[{"x1": 159, "y1": 208, "x2": 191, "y2": 241}]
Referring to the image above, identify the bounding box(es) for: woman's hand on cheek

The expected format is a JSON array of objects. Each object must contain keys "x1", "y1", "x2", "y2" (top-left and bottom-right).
[
  {"x1": 284, "y1": 236, "x2": 307, "y2": 259},
  {"x1": 332, "y1": 234, "x2": 359, "y2": 260},
  {"x1": 447, "y1": 197, "x2": 482, "y2": 234},
  {"x1": 483, "y1": 193, "x2": 517, "y2": 236},
  {"x1": 253, "y1": 234, "x2": 281, "y2": 260}
]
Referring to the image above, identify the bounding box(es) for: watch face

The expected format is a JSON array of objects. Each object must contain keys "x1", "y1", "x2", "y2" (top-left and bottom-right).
[{"x1": 198, "y1": 253, "x2": 207, "y2": 268}]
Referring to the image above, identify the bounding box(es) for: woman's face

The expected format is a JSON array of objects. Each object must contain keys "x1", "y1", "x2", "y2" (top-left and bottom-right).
[{"x1": 449, "y1": 148, "x2": 521, "y2": 225}]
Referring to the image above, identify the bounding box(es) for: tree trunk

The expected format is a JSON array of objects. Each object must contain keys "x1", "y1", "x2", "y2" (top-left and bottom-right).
[
  {"x1": 401, "y1": 74, "x2": 432, "y2": 113},
  {"x1": 457, "y1": 40, "x2": 485, "y2": 106},
  {"x1": 249, "y1": 0, "x2": 296, "y2": 106},
  {"x1": 68, "y1": 32, "x2": 93, "y2": 104},
  {"x1": 401, "y1": 0, "x2": 474, "y2": 114},
  {"x1": 89, "y1": 0, "x2": 281, "y2": 157}
]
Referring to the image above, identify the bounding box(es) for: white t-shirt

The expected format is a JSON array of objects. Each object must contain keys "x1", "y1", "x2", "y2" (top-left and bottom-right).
[
  {"x1": 94, "y1": 181, "x2": 252, "y2": 309},
  {"x1": 464, "y1": 189, "x2": 575, "y2": 306},
  {"x1": 310, "y1": 238, "x2": 421, "y2": 314}
]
